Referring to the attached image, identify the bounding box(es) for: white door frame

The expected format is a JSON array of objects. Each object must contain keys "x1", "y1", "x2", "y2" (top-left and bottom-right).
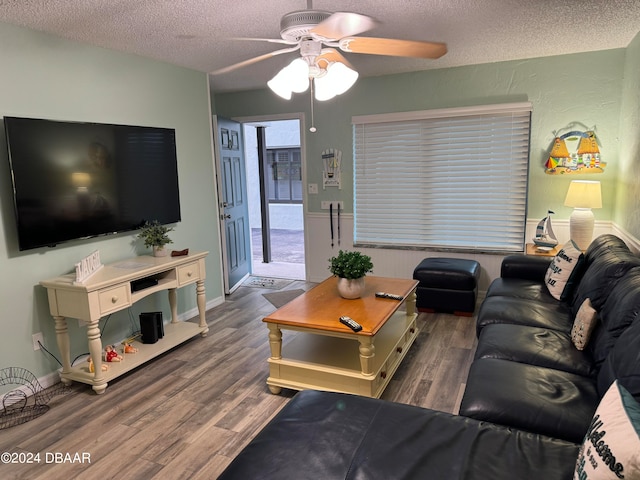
[{"x1": 232, "y1": 112, "x2": 309, "y2": 282}]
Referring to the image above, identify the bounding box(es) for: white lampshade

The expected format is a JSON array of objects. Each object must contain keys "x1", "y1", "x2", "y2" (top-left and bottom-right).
[
  {"x1": 267, "y1": 58, "x2": 310, "y2": 100},
  {"x1": 564, "y1": 180, "x2": 602, "y2": 208},
  {"x1": 564, "y1": 180, "x2": 602, "y2": 250},
  {"x1": 314, "y1": 62, "x2": 359, "y2": 101}
]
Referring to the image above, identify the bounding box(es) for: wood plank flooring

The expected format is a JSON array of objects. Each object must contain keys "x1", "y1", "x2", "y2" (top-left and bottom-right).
[{"x1": 0, "y1": 281, "x2": 477, "y2": 479}]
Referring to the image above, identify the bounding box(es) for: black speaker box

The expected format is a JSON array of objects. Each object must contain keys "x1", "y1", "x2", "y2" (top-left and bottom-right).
[{"x1": 139, "y1": 311, "x2": 164, "y2": 344}]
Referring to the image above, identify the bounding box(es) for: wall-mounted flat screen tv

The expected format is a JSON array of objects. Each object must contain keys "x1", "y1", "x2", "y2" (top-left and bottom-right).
[{"x1": 4, "y1": 116, "x2": 181, "y2": 251}]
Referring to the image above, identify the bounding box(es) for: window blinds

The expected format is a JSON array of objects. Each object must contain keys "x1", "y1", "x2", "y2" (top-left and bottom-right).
[{"x1": 352, "y1": 103, "x2": 532, "y2": 252}]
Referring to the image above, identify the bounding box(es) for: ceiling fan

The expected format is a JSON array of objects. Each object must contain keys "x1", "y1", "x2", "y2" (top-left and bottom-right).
[{"x1": 211, "y1": 0, "x2": 447, "y2": 103}]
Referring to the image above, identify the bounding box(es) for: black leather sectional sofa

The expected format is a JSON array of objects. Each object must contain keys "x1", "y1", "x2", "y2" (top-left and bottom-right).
[
  {"x1": 460, "y1": 234, "x2": 640, "y2": 443},
  {"x1": 219, "y1": 234, "x2": 640, "y2": 480}
]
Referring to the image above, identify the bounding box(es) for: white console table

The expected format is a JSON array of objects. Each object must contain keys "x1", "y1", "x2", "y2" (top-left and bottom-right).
[{"x1": 40, "y1": 251, "x2": 209, "y2": 394}]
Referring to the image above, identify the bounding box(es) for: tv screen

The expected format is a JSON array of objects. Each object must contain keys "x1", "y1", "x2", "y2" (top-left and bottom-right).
[{"x1": 4, "y1": 116, "x2": 181, "y2": 251}]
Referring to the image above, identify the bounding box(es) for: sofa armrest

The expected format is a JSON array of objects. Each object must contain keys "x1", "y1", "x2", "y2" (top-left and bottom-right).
[{"x1": 501, "y1": 254, "x2": 552, "y2": 281}]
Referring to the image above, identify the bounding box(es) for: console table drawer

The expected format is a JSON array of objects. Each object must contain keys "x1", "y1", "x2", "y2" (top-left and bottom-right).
[
  {"x1": 177, "y1": 262, "x2": 201, "y2": 286},
  {"x1": 98, "y1": 285, "x2": 131, "y2": 314}
]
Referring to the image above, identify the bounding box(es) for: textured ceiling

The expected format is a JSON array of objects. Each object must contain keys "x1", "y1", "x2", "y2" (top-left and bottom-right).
[{"x1": 1, "y1": 0, "x2": 639, "y2": 93}]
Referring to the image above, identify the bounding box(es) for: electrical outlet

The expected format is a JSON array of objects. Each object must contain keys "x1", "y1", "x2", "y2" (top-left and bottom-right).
[
  {"x1": 32, "y1": 332, "x2": 44, "y2": 351},
  {"x1": 308, "y1": 183, "x2": 318, "y2": 194},
  {"x1": 321, "y1": 201, "x2": 344, "y2": 210}
]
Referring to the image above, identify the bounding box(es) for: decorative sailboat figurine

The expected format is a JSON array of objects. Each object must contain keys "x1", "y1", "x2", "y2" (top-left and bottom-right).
[{"x1": 533, "y1": 210, "x2": 558, "y2": 249}]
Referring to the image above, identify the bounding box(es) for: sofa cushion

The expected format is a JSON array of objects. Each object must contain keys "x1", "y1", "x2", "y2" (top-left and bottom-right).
[
  {"x1": 485, "y1": 277, "x2": 558, "y2": 304},
  {"x1": 475, "y1": 324, "x2": 595, "y2": 377},
  {"x1": 218, "y1": 390, "x2": 580, "y2": 480},
  {"x1": 597, "y1": 312, "x2": 640, "y2": 401},
  {"x1": 459, "y1": 358, "x2": 600, "y2": 443},
  {"x1": 545, "y1": 240, "x2": 585, "y2": 301},
  {"x1": 570, "y1": 245, "x2": 640, "y2": 318},
  {"x1": 583, "y1": 234, "x2": 633, "y2": 265},
  {"x1": 574, "y1": 380, "x2": 640, "y2": 480},
  {"x1": 571, "y1": 298, "x2": 598, "y2": 350},
  {"x1": 589, "y1": 267, "x2": 640, "y2": 368},
  {"x1": 476, "y1": 296, "x2": 572, "y2": 336}
]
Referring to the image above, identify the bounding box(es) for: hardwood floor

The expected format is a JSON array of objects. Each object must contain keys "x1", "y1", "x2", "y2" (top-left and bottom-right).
[{"x1": 1, "y1": 281, "x2": 477, "y2": 479}]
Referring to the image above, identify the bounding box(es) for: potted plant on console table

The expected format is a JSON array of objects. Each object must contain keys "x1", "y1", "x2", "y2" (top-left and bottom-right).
[
  {"x1": 329, "y1": 250, "x2": 374, "y2": 299},
  {"x1": 137, "y1": 220, "x2": 174, "y2": 257}
]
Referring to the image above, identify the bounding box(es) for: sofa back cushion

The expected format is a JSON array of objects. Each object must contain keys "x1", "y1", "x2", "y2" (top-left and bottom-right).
[
  {"x1": 570, "y1": 238, "x2": 640, "y2": 318},
  {"x1": 597, "y1": 293, "x2": 640, "y2": 399},
  {"x1": 583, "y1": 234, "x2": 631, "y2": 264},
  {"x1": 588, "y1": 267, "x2": 640, "y2": 368}
]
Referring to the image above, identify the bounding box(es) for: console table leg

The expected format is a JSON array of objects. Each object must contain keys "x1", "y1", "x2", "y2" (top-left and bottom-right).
[
  {"x1": 196, "y1": 280, "x2": 208, "y2": 335},
  {"x1": 358, "y1": 338, "x2": 375, "y2": 376},
  {"x1": 168, "y1": 288, "x2": 178, "y2": 324},
  {"x1": 87, "y1": 319, "x2": 106, "y2": 394},
  {"x1": 54, "y1": 316, "x2": 72, "y2": 382},
  {"x1": 268, "y1": 385, "x2": 282, "y2": 394},
  {"x1": 267, "y1": 324, "x2": 282, "y2": 359}
]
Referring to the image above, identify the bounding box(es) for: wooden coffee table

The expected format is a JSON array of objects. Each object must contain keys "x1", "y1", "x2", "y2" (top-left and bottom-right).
[{"x1": 263, "y1": 275, "x2": 419, "y2": 398}]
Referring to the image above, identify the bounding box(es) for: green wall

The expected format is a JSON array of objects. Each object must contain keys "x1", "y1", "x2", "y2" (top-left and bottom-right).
[
  {"x1": 616, "y1": 32, "x2": 640, "y2": 239},
  {"x1": 214, "y1": 49, "x2": 627, "y2": 223},
  {"x1": 0, "y1": 22, "x2": 223, "y2": 384}
]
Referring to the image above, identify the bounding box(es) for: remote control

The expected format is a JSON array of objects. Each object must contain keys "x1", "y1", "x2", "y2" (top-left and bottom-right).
[
  {"x1": 375, "y1": 292, "x2": 403, "y2": 301},
  {"x1": 339, "y1": 316, "x2": 362, "y2": 332}
]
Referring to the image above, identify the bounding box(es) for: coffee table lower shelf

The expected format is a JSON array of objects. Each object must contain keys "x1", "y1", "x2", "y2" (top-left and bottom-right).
[{"x1": 267, "y1": 311, "x2": 418, "y2": 398}]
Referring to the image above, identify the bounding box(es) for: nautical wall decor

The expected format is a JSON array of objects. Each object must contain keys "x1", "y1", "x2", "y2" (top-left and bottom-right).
[
  {"x1": 322, "y1": 148, "x2": 342, "y2": 189},
  {"x1": 545, "y1": 130, "x2": 605, "y2": 175}
]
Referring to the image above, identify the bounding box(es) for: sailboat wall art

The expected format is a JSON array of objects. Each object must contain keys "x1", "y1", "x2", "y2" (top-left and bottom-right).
[{"x1": 533, "y1": 210, "x2": 559, "y2": 249}]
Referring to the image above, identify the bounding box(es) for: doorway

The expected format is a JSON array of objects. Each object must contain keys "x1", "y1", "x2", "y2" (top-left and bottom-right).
[{"x1": 242, "y1": 117, "x2": 306, "y2": 280}]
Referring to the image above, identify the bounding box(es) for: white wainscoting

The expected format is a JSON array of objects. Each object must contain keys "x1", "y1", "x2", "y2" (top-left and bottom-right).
[{"x1": 303, "y1": 213, "x2": 634, "y2": 293}]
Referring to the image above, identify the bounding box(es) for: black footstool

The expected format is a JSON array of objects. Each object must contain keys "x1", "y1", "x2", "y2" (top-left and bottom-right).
[{"x1": 413, "y1": 258, "x2": 480, "y2": 316}]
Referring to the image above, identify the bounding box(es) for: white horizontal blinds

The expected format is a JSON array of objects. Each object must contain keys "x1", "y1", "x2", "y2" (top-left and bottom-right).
[{"x1": 353, "y1": 103, "x2": 531, "y2": 252}]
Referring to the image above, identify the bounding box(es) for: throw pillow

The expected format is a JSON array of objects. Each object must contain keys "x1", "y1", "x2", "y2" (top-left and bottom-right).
[
  {"x1": 545, "y1": 240, "x2": 585, "y2": 301},
  {"x1": 574, "y1": 380, "x2": 640, "y2": 479},
  {"x1": 571, "y1": 298, "x2": 598, "y2": 350}
]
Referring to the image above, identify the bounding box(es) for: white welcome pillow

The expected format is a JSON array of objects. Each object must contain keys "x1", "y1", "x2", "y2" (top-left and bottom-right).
[
  {"x1": 545, "y1": 240, "x2": 585, "y2": 301},
  {"x1": 574, "y1": 380, "x2": 640, "y2": 479}
]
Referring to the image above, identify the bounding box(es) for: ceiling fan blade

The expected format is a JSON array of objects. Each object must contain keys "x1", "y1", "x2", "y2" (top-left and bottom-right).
[
  {"x1": 231, "y1": 37, "x2": 296, "y2": 45},
  {"x1": 339, "y1": 37, "x2": 447, "y2": 59},
  {"x1": 210, "y1": 45, "x2": 300, "y2": 75},
  {"x1": 318, "y1": 48, "x2": 354, "y2": 69},
  {"x1": 311, "y1": 12, "x2": 378, "y2": 40}
]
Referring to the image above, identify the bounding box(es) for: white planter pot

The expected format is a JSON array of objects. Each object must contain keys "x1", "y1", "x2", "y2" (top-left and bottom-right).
[
  {"x1": 337, "y1": 277, "x2": 365, "y2": 299},
  {"x1": 153, "y1": 246, "x2": 169, "y2": 257}
]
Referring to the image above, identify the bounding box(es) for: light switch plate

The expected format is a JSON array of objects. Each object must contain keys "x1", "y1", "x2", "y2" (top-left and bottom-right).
[{"x1": 308, "y1": 183, "x2": 318, "y2": 194}]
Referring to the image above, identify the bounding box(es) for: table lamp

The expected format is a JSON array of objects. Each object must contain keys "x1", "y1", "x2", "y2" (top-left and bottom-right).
[{"x1": 564, "y1": 180, "x2": 602, "y2": 250}]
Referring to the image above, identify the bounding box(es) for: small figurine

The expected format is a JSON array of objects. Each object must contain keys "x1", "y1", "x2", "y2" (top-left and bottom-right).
[
  {"x1": 104, "y1": 345, "x2": 123, "y2": 362},
  {"x1": 87, "y1": 357, "x2": 109, "y2": 373},
  {"x1": 123, "y1": 342, "x2": 138, "y2": 354}
]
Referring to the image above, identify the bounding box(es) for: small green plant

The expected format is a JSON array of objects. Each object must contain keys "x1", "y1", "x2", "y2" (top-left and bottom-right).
[
  {"x1": 329, "y1": 250, "x2": 373, "y2": 279},
  {"x1": 137, "y1": 220, "x2": 174, "y2": 248}
]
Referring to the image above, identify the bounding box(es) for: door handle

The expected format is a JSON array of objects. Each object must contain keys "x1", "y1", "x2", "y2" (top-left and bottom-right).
[{"x1": 223, "y1": 214, "x2": 231, "y2": 219}]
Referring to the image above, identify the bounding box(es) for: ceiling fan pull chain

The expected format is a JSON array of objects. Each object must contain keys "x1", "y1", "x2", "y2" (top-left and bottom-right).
[{"x1": 309, "y1": 81, "x2": 317, "y2": 133}]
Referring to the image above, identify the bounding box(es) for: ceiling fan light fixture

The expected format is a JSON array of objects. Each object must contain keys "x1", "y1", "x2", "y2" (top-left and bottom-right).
[
  {"x1": 268, "y1": 57, "x2": 310, "y2": 99},
  {"x1": 314, "y1": 61, "x2": 358, "y2": 101}
]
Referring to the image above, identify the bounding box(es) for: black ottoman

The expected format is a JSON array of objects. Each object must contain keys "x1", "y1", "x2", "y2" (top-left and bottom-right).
[{"x1": 413, "y1": 258, "x2": 480, "y2": 316}]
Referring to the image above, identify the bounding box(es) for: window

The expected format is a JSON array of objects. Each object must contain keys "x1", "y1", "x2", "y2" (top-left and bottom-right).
[
  {"x1": 266, "y1": 148, "x2": 302, "y2": 203},
  {"x1": 353, "y1": 103, "x2": 532, "y2": 253}
]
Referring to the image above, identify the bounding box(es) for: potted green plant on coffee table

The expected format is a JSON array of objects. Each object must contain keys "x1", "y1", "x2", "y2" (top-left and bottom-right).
[
  {"x1": 328, "y1": 250, "x2": 373, "y2": 299},
  {"x1": 137, "y1": 220, "x2": 174, "y2": 257}
]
